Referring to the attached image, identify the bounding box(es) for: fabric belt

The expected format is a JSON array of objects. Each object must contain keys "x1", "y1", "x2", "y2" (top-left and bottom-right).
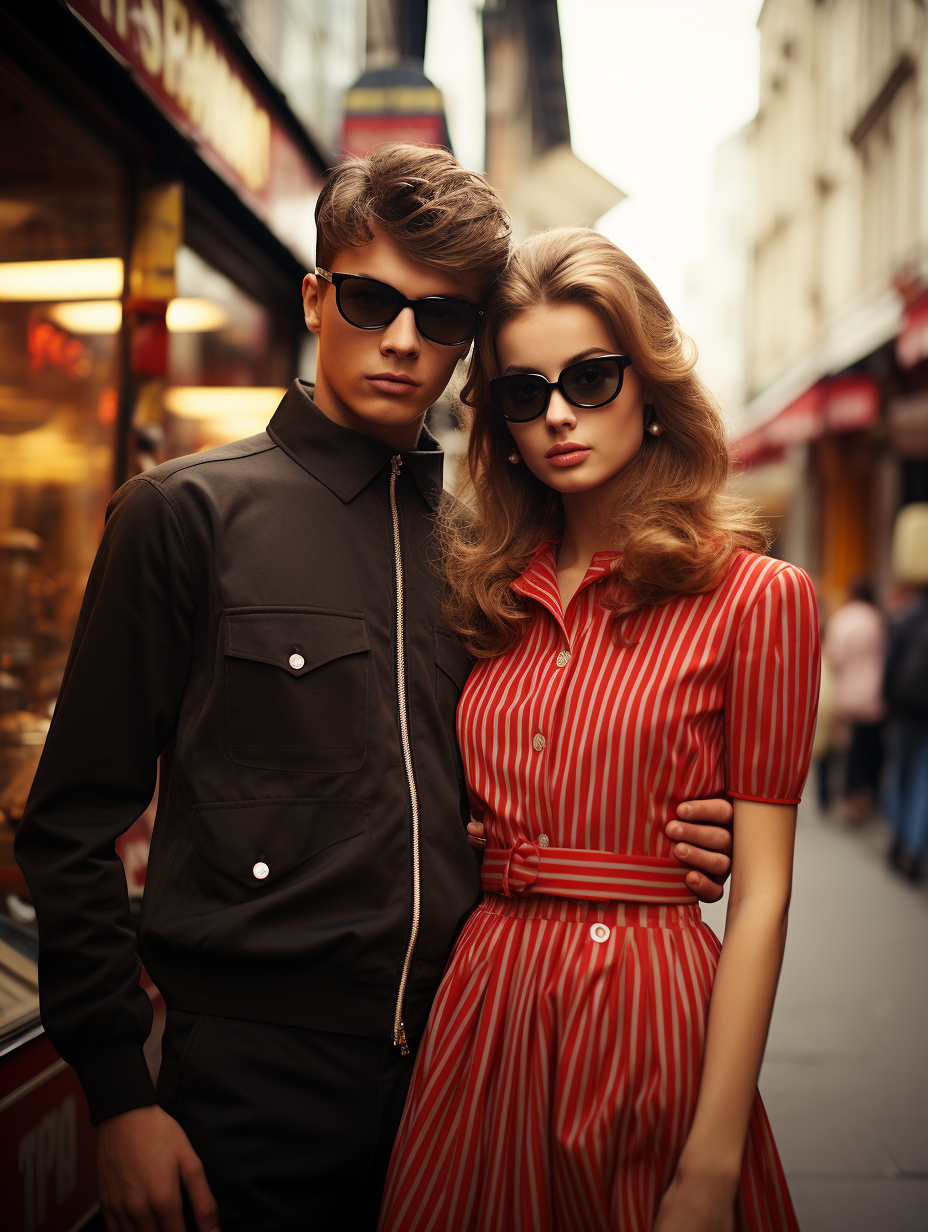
[{"x1": 481, "y1": 842, "x2": 698, "y2": 905}]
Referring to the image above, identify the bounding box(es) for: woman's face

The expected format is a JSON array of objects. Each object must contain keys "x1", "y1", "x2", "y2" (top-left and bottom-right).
[{"x1": 497, "y1": 303, "x2": 647, "y2": 498}]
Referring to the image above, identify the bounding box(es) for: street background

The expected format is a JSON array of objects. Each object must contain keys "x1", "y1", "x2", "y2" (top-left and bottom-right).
[
  {"x1": 704, "y1": 802, "x2": 928, "y2": 1231},
  {"x1": 3, "y1": 2, "x2": 928, "y2": 1229}
]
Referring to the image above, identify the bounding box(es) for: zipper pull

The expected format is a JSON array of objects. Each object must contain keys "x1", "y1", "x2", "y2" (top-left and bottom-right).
[
  {"x1": 395, "y1": 1021, "x2": 409, "y2": 1055},
  {"x1": 392, "y1": 454, "x2": 402, "y2": 476}
]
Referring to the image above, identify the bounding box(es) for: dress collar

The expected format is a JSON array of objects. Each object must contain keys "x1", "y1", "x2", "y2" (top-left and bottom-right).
[
  {"x1": 512, "y1": 540, "x2": 622, "y2": 631},
  {"x1": 266, "y1": 380, "x2": 444, "y2": 508}
]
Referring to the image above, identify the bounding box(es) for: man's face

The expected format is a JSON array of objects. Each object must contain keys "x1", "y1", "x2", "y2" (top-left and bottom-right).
[{"x1": 303, "y1": 224, "x2": 482, "y2": 450}]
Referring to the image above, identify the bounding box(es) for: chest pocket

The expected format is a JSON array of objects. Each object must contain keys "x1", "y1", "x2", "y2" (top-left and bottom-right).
[{"x1": 224, "y1": 608, "x2": 369, "y2": 773}]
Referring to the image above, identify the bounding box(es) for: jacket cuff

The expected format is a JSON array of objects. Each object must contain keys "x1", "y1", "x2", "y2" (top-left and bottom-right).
[{"x1": 73, "y1": 1042, "x2": 158, "y2": 1125}]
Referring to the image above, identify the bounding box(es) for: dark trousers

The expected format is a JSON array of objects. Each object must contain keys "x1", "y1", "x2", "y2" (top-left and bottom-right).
[
  {"x1": 157, "y1": 1010, "x2": 417, "y2": 1232},
  {"x1": 846, "y1": 721, "x2": 883, "y2": 796}
]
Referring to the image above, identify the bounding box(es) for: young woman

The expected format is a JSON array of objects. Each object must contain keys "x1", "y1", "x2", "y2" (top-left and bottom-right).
[{"x1": 378, "y1": 229, "x2": 818, "y2": 1232}]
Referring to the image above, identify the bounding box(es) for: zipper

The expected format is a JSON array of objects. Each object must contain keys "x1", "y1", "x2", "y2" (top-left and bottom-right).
[{"x1": 390, "y1": 454, "x2": 420, "y2": 1055}]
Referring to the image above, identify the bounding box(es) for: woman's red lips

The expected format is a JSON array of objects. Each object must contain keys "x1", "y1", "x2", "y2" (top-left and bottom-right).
[
  {"x1": 545, "y1": 441, "x2": 589, "y2": 458},
  {"x1": 544, "y1": 441, "x2": 591, "y2": 468}
]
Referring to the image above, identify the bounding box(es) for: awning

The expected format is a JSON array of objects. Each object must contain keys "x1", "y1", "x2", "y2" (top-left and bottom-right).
[
  {"x1": 896, "y1": 291, "x2": 928, "y2": 369},
  {"x1": 732, "y1": 374, "x2": 881, "y2": 466}
]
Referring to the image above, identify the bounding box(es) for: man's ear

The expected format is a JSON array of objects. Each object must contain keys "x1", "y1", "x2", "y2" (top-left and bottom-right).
[{"x1": 303, "y1": 272, "x2": 322, "y2": 335}]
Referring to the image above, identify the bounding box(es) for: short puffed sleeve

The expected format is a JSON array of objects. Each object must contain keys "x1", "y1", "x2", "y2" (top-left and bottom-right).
[{"x1": 724, "y1": 560, "x2": 821, "y2": 804}]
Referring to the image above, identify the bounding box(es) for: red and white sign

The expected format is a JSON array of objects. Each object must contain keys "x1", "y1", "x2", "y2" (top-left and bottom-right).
[
  {"x1": 0, "y1": 1036, "x2": 98, "y2": 1232},
  {"x1": 825, "y1": 374, "x2": 881, "y2": 432},
  {"x1": 69, "y1": 0, "x2": 322, "y2": 263}
]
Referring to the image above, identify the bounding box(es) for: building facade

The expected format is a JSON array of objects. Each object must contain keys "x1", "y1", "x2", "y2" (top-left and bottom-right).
[{"x1": 732, "y1": 0, "x2": 928, "y2": 609}]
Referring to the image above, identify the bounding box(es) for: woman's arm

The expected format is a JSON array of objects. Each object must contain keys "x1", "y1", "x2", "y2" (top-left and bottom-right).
[{"x1": 653, "y1": 797, "x2": 796, "y2": 1232}]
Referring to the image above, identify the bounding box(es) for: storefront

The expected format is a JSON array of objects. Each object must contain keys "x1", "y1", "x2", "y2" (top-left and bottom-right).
[
  {"x1": 0, "y1": 2, "x2": 328, "y2": 1225},
  {"x1": 732, "y1": 299, "x2": 928, "y2": 616},
  {"x1": 733, "y1": 371, "x2": 884, "y2": 608}
]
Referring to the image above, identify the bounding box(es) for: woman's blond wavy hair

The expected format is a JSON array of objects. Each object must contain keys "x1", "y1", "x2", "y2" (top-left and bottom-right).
[{"x1": 440, "y1": 227, "x2": 771, "y2": 658}]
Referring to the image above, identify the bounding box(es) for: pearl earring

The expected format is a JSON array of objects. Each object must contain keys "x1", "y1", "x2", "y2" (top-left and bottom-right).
[
  {"x1": 508, "y1": 451, "x2": 521, "y2": 464},
  {"x1": 647, "y1": 422, "x2": 663, "y2": 436}
]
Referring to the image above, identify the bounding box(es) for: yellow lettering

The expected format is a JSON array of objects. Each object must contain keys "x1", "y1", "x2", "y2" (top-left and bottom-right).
[
  {"x1": 98, "y1": 0, "x2": 127, "y2": 37},
  {"x1": 162, "y1": 0, "x2": 189, "y2": 97},
  {"x1": 180, "y1": 22, "x2": 206, "y2": 126},
  {"x1": 137, "y1": 0, "x2": 163, "y2": 75},
  {"x1": 253, "y1": 108, "x2": 271, "y2": 191}
]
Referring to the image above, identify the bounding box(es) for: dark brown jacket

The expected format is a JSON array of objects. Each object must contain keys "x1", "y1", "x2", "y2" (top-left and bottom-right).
[{"x1": 16, "y1": 381, "x2": 481, "y2": 1124}]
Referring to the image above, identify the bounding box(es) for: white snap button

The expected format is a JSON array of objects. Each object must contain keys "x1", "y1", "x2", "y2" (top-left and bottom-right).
[
  {"x1": 556, "y1": 650, "x2": 571, "y2": 667},
  {"x1": 532, "y1": 733, "x2": 546, "y2": 752},
  {"x1": 253, "y1": 861, "x2": 269, "y2": 880},
  {"x1": 289, "y1": 654, "x2": 305, "y2": 670},
  {"x1": 590, "y1": 923, "x2": 610, "y2": 944},
  {"x1": 537, "y1": 833, "x2": 549, "y2": 847}
]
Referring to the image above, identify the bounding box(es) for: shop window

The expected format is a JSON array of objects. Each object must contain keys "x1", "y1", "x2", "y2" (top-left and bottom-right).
[
  {"x1": 0, "y1": 63, "x2": 125, "y2": 913},
  {"x1": 133, "y1": 244, "x2": 291, "y2": 468}
]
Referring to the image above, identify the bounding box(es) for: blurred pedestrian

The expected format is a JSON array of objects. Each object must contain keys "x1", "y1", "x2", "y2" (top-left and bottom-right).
[
  {"x1": 822, "y1": 576, "x2": 886, "y2": 823},
  {"x1": 883, "y1": 585, "x2": 928, "y2": 881}
]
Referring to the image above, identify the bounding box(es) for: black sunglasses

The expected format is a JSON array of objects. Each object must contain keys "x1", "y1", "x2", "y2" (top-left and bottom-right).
[
  {"x1": 490, "y1": 354, "x2": 632, "y2": 422},
  {"x1": 316, "y1": 269, "x2": 482, "y2": 346}
]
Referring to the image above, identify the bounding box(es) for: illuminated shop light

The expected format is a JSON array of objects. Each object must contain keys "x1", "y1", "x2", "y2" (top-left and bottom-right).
[
  {"x1": 48, "y1": 300, "x2": 123, "y2": 334},
  {"x1": 0, "y1": 258, "x2": 124, "y2": 301},
  {"x1": 166, "y1": 297, "x2": 229, "y2": 332},
  {"x1": 164, "y1": 387, "x2": 286, "y2": 419}
]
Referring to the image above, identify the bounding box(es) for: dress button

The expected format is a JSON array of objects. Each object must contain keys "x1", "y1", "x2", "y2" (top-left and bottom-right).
[
  {"x1": 532, "y1": 733, "x2": 546, "y2": 752},
  {"x1": 289, "y1": 653, "x2": 305, "y2": 670},
  {"x1": 537, "y1": 833, "x2": 549, "y2": 848},
  {"x1": 253, "y1": 861, "x2": 269, "y2": 880},
  {"x1": 590, "y1": 922, "x2": 610, "y2": 943},
  {"x1": 556, "y1": 650, "x2": 571, "y2": 667}
]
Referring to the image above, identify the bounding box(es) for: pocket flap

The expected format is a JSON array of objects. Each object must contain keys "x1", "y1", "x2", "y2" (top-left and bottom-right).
[
  {"x1": 435, "y1": 626, "x2": 474, "y2": 691},
  {"x1": 224, "y1": 608, "x2": 369, "y2": 677},
  {"x1": 193, "y1": 799, "x2": 369, "y2": 887}
]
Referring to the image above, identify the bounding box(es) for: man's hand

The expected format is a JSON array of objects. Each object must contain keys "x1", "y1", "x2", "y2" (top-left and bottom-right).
[
  {"x1": 466, "y1": 798, "x2": 734, "y2": 904},
  {"x1": 97, "y1": 1105, "x2": 220, "y2": 1232},
  {"x1": 666, "y1": 798, "x2": 734, "y2": 904}
]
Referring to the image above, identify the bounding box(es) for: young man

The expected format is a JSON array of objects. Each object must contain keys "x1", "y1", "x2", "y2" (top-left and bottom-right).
[{"x1": 17, "y1": 145, "x2": 734, "y2": 1232}]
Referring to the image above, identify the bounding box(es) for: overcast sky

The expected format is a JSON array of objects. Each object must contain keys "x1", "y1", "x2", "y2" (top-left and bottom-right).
[
  {"x1": 426, "y1": 0, "x2": 764, "y2": 327},
  {"x1": 559, "y1": 0, "x2": 764, "y2": 323}
]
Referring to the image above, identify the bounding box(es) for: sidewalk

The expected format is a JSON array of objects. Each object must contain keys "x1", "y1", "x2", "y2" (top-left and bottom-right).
[{"x1": 702, "y1": 802, "x2": 928, "y2": 1231}]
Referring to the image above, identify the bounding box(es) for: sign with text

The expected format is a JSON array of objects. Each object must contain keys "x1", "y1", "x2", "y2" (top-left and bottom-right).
[{"x1": 69, "y1": 0, "x2": 322, "y2": 264}]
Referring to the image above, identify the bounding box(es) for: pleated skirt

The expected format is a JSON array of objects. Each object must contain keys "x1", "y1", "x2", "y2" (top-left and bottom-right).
[{"x1": 378, "y1": 893, "x2": 799, "y2": 1232}]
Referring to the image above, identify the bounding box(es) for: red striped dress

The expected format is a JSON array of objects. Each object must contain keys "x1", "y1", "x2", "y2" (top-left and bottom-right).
[{"x1": 379, "y1": 546, "x2": 819, "y2": 1232}]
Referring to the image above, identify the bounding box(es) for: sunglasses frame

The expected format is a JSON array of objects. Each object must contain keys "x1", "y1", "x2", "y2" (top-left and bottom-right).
[
  {"x1": 490, "y1": 354, "x2": 633, "y2": 422},
  {"x1": 315, "y1": 268, "x2": 483, "y2": 346}
]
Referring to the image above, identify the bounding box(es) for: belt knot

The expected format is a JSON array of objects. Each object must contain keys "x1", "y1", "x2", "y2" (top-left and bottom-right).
[{"x1": 500, "y1": 840, "x2": 541, "y2": 896}]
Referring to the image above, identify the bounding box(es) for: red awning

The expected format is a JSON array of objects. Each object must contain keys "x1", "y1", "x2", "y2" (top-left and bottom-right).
[
  {"x1": 732, "y1": 375, "x2": 881, "y2": 467},
  {"x1": 897, "y1": 292, "x2": 928, "y2": 369}
]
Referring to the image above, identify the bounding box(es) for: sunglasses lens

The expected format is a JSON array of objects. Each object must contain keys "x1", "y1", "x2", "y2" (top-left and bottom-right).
[
  {"x1": 561, "y1": 358, "x2": 622, "y2": 407},
  {"x1": 416, "y1": 300, "x2": 480, "y2": 345},
  {"x1": 338, "y1": 278, "x2": 401, "y2": 328},
  {"x1": 493, "y1": 375, "x2": 548, "y2": 421}
]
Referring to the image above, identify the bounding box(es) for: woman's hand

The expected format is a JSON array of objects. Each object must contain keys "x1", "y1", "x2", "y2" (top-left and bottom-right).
[{"x1": 652, "y1": 1171, "x2": 737, "y2": 1232}]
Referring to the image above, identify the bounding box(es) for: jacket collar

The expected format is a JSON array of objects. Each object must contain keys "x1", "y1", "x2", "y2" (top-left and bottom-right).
[{"x1": 267, "y1": 380, "x2": 444, "y2": 508}]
